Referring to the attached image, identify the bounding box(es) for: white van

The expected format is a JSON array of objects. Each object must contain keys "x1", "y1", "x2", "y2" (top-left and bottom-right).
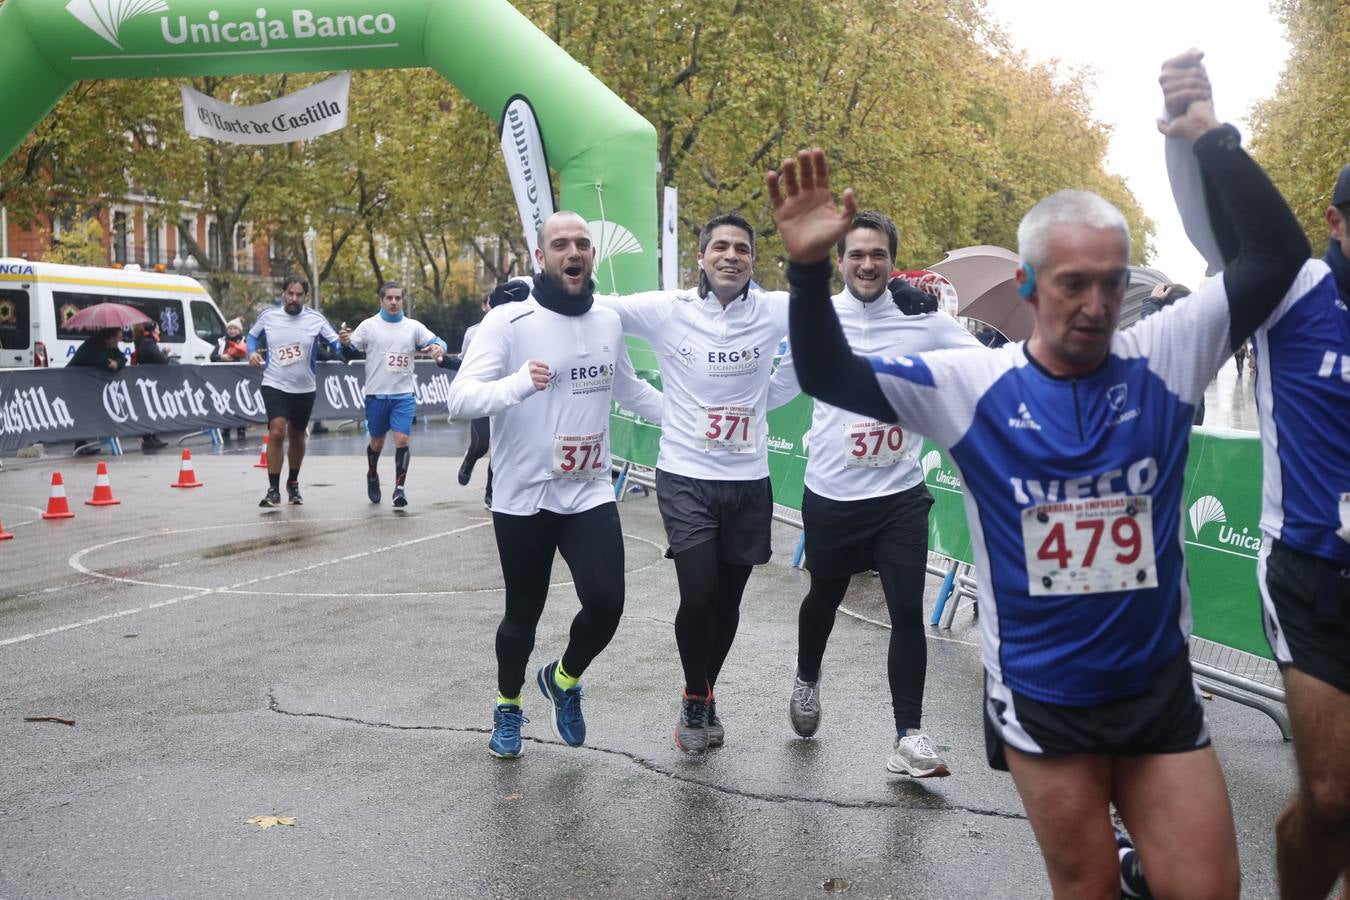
[{"x1": 0, "y1": 259, "x2": 229, "y2": 368}]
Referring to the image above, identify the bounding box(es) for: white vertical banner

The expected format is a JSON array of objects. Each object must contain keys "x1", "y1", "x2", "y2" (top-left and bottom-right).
[
  {"x1": 499, "y1": 95, "x2": 555, "y2": 274},
  {"x1": 661, "y1": 186, "x2": 679, "y2": 291}
]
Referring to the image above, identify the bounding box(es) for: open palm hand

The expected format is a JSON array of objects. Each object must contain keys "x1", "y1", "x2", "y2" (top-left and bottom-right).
[{"x1": 767, "y1": 148, "x2": 858, "y2": 264}]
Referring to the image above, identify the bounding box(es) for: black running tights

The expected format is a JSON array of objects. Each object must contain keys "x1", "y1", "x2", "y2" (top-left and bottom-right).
[
  {"x1": 492, "y1": 503, "x2": 625, "y2": 697},
  {"x1": 465, "y1": 417, "x2": 490, "y2": 465},
  {"x1": 672, "y1": 540, "x2": 753, "y2": 695},
  {"x1": 797, "y1": 558, "x2": 928, "y2": 733}
]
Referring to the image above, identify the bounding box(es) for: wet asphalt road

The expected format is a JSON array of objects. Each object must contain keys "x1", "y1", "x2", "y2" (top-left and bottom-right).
[{"x1": 0, "y1": 401, "x2": 1293, "y2": 898}]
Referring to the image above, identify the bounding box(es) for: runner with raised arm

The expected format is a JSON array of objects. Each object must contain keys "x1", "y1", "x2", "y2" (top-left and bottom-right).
[
  {"x1": 769, "y1": 211, "x2": 982, "y2": 776},
  {"x1": 1170, "y1": 137, "x2": 1350, "y2": 900},
  {"x1": 767, "y1": 50, "x2": 1309, "y2": 897}
]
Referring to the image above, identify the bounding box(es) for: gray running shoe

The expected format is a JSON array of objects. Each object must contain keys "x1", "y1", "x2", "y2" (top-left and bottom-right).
[
  {"x1": 706, "y1": 696, "x2": 724, "y2": 748},
  {"x1": 789, "y1": 668, "x2": 822, "y2": 737},
  {"x1": 392, "y1": 486, "x2": 407, "y2": 508},
  {"x1": 674, "y1": 690, "x2": 709, "y2": 754},
  {"x1": 259, "y1": 488, "x2": 281, "y2": 508},
  {"x1": 886, "y1": 729, "x2": 951, "y2": 778}
]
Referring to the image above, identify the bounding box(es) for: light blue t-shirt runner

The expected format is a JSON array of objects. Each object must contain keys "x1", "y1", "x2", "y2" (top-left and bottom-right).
[{"x1": 247, "y1": 306, "x2": 341, "y2": 394}]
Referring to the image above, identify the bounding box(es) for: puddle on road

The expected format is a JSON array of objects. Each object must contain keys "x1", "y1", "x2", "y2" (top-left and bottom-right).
[{"x1": 201, "y1": 526, "x2": 351, "y2": 559}]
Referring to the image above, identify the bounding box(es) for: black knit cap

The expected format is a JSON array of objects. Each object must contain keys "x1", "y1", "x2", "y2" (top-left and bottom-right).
[{"x1": 1333, "y1": 164, "x2": 1350, "y2": 207}]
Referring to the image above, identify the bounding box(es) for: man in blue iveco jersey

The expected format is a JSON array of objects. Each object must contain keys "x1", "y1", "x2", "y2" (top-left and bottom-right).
[
  {"x1": 248, "y1": 274, "x2": 342, "y2": 508},
  {"x1": 339, "y1": 281, "x2": 447, "y2": 508},
  {"x1": 768, "y1": 50, "x2": 1310, "y2": 898},
  {"x1": 1169, "y1": 137, "x2": 1350, "y2": 899}
]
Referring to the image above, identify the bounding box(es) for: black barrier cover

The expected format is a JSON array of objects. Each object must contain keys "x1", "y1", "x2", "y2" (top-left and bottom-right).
[{"x1": 0, "y1": 361, "x2": 456, "y2": 451}]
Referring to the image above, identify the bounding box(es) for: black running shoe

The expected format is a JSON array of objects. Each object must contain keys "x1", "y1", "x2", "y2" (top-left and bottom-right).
[
  {"x1": 707, "y1": 696, "x2": 724, "y2": 748},
  {"x1": 287, "y1": 483, "x2": 303, "y2": 505},
  {"x1": 1116, "y1": 828, "x2": 1153, "y2": 899},
  {"x1": 392, "y1": 486, "x2": 407, "y2": 508},
  {"x1": 367, "y1": 472, "x2": 381, "y2": 504},
  {"x1": 457, "y1": 457, "x2": 475, "y2": 486},
  {"x1": 259, "y1": 488, "x2": 281, "y2": 508},
  {"x1": 675, "y1": 689, "x2": 710, "y2": 754}
]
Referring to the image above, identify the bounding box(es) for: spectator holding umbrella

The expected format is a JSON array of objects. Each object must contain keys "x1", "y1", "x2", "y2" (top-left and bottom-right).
[{"x1": 67, "y1": 326, "x2": 126, "y2": 455}]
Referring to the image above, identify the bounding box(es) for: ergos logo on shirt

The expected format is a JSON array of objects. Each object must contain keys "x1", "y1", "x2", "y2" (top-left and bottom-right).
[
  {"x1": 1009, "y1": 457, "x2": 1158, "y2": 505},
  {"x1": 705, "y1": 346, "x2": 762, "y2": 377},
  {"x1": 568, "y1": 363, "x2": 614, "y2": 397},
  {"x1": 1186, "y1": 494, "x2": 1262, "y2": 556}
]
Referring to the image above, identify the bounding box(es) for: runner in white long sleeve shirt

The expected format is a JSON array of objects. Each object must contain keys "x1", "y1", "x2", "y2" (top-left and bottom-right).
[
  {"x1": 768, "y1": 212, "x2": 982, "y2": 777},
  {"x1": 595, "y1": 212, "x2": 795, "y2": 754},
  {"x1": 338, "y1": 281, "x2": 447, "y2": 508},
  {"x1": 246, "y1": 274, "x2": 341, "y2": 507},
  {"x1": 446, "y1": 212, "x2": 663, "y2": 760}
]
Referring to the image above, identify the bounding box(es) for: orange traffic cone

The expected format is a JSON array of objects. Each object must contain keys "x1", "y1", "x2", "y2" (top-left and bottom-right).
[
  {"x1": 171, "y1": 449, "x2": 204, "y2": 489},
  {"x1": 0, "y1": 517, "x2": 14, "y2": 540},
  {"x1": 42, "y1": 471, "x2": 76, "y2": 519},
  {"x1": 254, "y1": 434, "x2": 269, "y2": 469},
  {"x1": 85, "y1": 461, "x2": 121, "y2": 506}
]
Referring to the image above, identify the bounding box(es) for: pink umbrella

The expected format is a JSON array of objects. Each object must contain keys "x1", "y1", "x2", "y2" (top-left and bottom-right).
[
  {"x1": 63, "y1": 302, "x2": 153, "y2": 332},
  {"x1": 927, "y1": 245, "x2": 1033, "y2": 342}
]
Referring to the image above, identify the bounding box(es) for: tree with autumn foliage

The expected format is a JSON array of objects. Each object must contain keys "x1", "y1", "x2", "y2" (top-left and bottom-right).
[{"x1": 1249, "y1": 0, "x2": 1350, "y2": 243}]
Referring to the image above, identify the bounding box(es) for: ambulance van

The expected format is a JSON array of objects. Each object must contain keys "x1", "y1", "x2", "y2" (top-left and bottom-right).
[{"x1": 0, "y1": 259, "x2": 229, "y2": 368}]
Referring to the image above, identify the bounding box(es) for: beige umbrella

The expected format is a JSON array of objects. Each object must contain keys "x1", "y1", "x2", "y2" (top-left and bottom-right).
[{"x1": 927, "y1": 245, "x2": 1033, "y2": 342}]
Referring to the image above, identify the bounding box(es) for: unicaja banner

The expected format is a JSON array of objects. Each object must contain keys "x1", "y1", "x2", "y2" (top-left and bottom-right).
[
  {"x1": 499, "y1": 94, "x2": 555, "y2": 272},
  {"x1": 180, "y1": 72, "x2": 350, "y2": 144}
]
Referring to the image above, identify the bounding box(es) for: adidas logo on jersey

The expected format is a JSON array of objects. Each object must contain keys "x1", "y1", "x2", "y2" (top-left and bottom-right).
[{"x1": 1008, "y1": 402, "x2": 1041, "y2": 431}]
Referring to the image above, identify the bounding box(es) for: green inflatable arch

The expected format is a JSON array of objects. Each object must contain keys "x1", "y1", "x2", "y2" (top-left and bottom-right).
[{"x1": 0, "y1": 0, "x2": 657, "y2": 293}]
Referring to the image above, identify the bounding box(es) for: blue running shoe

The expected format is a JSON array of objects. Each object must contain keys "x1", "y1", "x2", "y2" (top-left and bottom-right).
[
  {"x1": 488, "y1": 704, "x2": 527, "y2": 759},
  {"x1": 536, "y1": 660, "x2": 586, "y2": 747}
]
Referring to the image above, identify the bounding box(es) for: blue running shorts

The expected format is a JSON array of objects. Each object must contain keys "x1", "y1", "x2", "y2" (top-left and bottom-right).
[{"x1": 365, "y1": 394, "x2": 416, "y2": 438}]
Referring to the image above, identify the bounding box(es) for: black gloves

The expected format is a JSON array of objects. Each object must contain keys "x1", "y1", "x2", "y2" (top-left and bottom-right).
[
  {"x1": 489, "y1": 279, "x2": 531, "y2": 308},
  {"x1": 887, "y1": 276, "x2": 939, "y2": 316}
]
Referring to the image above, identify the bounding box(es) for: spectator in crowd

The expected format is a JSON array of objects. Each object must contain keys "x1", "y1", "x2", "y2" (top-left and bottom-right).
[
  {"x1": 133, "y1": 320, "x2": 171, "y2": 449},
  {"x1": 211, "y1": 318, "x2": 249, "y2": 440},
  {"x1": 68, "y1": 327, "x2": 126, "y2": 455}
]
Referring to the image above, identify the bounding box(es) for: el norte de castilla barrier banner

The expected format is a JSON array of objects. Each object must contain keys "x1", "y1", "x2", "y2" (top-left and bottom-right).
[
  {"x1": 611, "y1": 388, "x2": 1273, "y2": 662},
  {"x1": 0, "y1": 361, "x2": 453, "y2": 451}
]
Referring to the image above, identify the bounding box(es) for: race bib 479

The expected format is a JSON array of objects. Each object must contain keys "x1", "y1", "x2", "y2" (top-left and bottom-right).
[{"x1": 1021, "y1": 495, "x2": 1158, "y2": 596}]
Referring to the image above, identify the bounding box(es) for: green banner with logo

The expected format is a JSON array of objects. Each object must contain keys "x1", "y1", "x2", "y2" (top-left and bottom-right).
[{"x1": 0, "y1": 0, "x2": 657, "y2": 295}]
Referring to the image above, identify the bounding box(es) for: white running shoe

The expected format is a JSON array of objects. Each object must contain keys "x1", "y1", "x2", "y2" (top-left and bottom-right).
[
  {"x1": 789, "y1": 664, "x2": 822, "y2": 737},
  {"x1": 886, "y1": 729, "x2": 951, "y2": 777}
]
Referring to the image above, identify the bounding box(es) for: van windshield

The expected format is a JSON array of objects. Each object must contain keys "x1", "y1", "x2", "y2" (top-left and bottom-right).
[{"x1": 54, "y1": 291, "x2": 186, "y2": 343}]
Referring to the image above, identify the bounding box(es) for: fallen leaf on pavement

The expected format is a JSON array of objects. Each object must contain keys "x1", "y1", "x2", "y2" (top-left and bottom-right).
[
  {"x1": 24, "y1": 716, "x2": 76, "y2": 726},
  {"x1": 245, "y1": 815, "x2": 296, "y2": 829}
]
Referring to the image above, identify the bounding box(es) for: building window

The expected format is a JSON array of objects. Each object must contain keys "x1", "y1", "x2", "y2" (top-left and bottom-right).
[
  {"x1": 207, "y1": 221, "x2": 221, "y2": 267},
  {"x1": 146, "y1": 223, "x2": 161, "y2": 267},
  {"x1": 112, "y1": 212, "x2": 128, "y2": 264}
]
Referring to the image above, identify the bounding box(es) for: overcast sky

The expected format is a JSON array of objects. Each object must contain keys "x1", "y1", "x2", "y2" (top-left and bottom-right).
[{"x1": 982, "y1": 0, "x2": 1290, "y2": 286}]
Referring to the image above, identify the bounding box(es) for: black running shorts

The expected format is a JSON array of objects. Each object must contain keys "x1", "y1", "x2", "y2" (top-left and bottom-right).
[
  {"x1": 983, "y1": 649, "x2": 1210, "y2": 771},
  {"x1": 801, "y1": 482, "x2": 933, "y2": 578},
  {"x1": 260, "y1": 386, "x2": 317, "y2": 431},
  {"x1": 654, "y1": 469, "x2": 773, "y2": 565},
  {"x1": 1260, "y1": 537, "x2": 1350, "y2": 693}
]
